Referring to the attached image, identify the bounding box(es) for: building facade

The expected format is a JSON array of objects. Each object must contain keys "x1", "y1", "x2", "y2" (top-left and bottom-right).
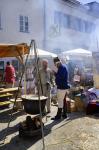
[
  {"x1": 0, "y1": 0, "x2": 44, "y2": 48},
  {"x1": 45, "y1": 0, "x2": 99, "y2": 53},
  {"x1": 0, "y1": 0, "x2": 99, "y2": 54}
]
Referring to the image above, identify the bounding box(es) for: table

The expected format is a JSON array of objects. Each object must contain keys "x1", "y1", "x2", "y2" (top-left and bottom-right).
[{"x1": 0, "y1": 87, "x2": 18, "y2": 94}]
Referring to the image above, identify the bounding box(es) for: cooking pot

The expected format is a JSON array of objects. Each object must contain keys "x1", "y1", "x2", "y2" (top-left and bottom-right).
[{"x1": 22, "y1": 95, "x2": 47, "y2": 114}]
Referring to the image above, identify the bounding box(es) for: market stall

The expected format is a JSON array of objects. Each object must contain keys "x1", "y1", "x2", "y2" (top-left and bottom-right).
[
  {"x1": 62, "y1": 48, "x2": 92, "y2": 57},
  {"x1": 0, "y1": 41, "x2": 54, "y2": 148},
  {"x1": 0, "y1": 43, "x2": 29, "y2": 108},
  {"x1": 61, "y1": 48, "x2": 93, "y2": 86},
  {"x1": 60, "y1": 48, "x2": 99, "y2": 115}
]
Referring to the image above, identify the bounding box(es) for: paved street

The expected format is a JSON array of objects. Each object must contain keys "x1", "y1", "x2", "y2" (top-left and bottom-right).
[{"x1": 0, "y1": 105, "x2": 99, "y2": 150}]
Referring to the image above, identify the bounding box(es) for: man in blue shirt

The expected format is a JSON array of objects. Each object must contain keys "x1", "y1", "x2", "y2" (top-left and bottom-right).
[{"x1": 52, "y1": 57, "x2": 70, "y2": 120}]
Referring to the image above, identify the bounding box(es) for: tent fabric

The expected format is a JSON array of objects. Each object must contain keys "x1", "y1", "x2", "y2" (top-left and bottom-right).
[
  {"x1": 0, "y1": 44, "x2": 57, "y2": 58},
  {"x1": 0, "y1": 43, "x2": 29, "y2": 57},
  {"x1": 30, "y1": 48, "x2": 57, "y2": 57},
  {"x1": 62, "y1": 48, "x2": 92, "y2": 57}
]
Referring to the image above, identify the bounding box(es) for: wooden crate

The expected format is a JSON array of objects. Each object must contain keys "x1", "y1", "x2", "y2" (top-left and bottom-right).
[{"x1": 75, "y1": 94, "x2": 85, "y2": 112}]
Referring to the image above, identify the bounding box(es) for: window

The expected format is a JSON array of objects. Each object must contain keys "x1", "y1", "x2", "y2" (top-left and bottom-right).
[
  {"x1": 80, "y1": 20, "x2": 86, "y2": 32},
  {"x1": 91, "y1": 23, "x2": 96, "y2": 32},
  {"x1": 54, "y1": 48, "x2": 61, "y2": 54},
  {"x1": 83, "y1": 21, "x2": 91, "y2": 33},
  {"x1": 54, "y1": 11, "x2": 62, "y2": 27},
  {"x1": 19, "y1": 15, "x2": 29, "y2": 33},
  {"x1": 87, "y1": 22, "x2": 93, "y2": 33},
  {"x1": 54, "y1": 11, "x2": 96, "y2": 34},
  {"x1": 88, "y1": 22, "x2": 96, "y2": 33},
  {"x1": 80, "y1": 20, "x2": 84, "y2": 32},
  {"x1": 0, "y1": 13, "x2": 2, "y2": 30},
  {"x1": 81, "y1": 21, "x2": 96, "y2": 33},
  {"x1": 62, "y1": 14, "x2": 82, "y2": 31},
  {"x1": 75, "y1": 18, "x2": 81, "y2": 31},
  {"x1": 62, "y1": 14, "x2": 70, "y2": 28},
  {"x1": 84, "y1": 21, "x2": 90, "y2": 33},
  {"x1": 78, "y1": 20, "x2": 87, "y2": 33}
]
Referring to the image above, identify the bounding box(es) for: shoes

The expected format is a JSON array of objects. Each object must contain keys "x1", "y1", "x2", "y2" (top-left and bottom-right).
[
  {"x1": 62, "y1": 114, "x2": 67, "y2": 119},
  {"x1": 51, "y1": 108, "x2": 62, "y2": 120}
]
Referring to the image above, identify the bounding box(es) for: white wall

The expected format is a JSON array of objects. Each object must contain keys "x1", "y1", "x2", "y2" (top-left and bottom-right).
[{"x1": 0, "y1": 0, "x2": 44, "y2": 48}]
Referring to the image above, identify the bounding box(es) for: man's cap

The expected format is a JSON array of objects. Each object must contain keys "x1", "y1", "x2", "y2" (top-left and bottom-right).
[{"x1": 53, "y1": 57, "x2": 60, "y2": 63}]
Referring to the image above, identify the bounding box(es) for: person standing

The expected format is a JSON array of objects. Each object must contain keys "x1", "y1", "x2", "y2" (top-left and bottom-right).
[
  {"x1": 52, "y1": 57, "x2": 70, "y2": 120},
  {"x1": 73, "y1": 65, "x2": 81, "y2": 86},
  {"x1": 35, "y1": 59, "x2": 54, "y2": 113},
  {"x1": 5, "y1": 61, "x2": 16, "y2": 88}
]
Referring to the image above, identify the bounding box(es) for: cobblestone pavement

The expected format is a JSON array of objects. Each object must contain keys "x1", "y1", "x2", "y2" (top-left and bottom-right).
[{"x1": 0, "y1": 106, "x2": 99, "y2": 150}]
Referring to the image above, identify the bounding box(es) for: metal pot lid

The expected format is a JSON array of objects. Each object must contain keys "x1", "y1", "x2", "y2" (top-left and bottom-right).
[{"x1": 21, "y1": 94, "x2": 48, "y2": 101}]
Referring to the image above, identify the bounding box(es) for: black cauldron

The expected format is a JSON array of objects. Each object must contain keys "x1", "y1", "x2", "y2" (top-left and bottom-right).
[{"x1": 22, "y1": 95, "x2": 47, "y2": 114}]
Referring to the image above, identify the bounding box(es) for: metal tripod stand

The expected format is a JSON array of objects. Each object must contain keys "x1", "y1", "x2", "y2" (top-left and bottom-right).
[{"x1": 1, "y1": 40, "x2": 45, "y2": 150}]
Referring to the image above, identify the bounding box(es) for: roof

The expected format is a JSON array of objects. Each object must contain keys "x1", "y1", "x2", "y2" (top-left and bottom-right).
[
  {"x1": 62, "y1": 0, "x2": 99, "y2": 18},
  {"x1": 85, "y1": 1, "x2": 98, "y2": 5},
  {"x1": 85, "y1": 1, "x2": 99, "y2": 17},
  {"x1": 62, "y1": 0, "x2": 81, "y2": 5}
]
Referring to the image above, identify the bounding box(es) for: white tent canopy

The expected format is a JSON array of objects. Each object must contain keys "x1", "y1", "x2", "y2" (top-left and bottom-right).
[
  {"x1": 62, "y1": 48, "x2": 92, "y2": 57},
  {"x1": 30, "y1": 48, "x2": 57, "y2": 58}
]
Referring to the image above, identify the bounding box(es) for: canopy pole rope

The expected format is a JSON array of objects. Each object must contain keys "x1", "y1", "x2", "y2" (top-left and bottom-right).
[{"x1": 1, "y1": 40, "x2": 33, "y2": 145}]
